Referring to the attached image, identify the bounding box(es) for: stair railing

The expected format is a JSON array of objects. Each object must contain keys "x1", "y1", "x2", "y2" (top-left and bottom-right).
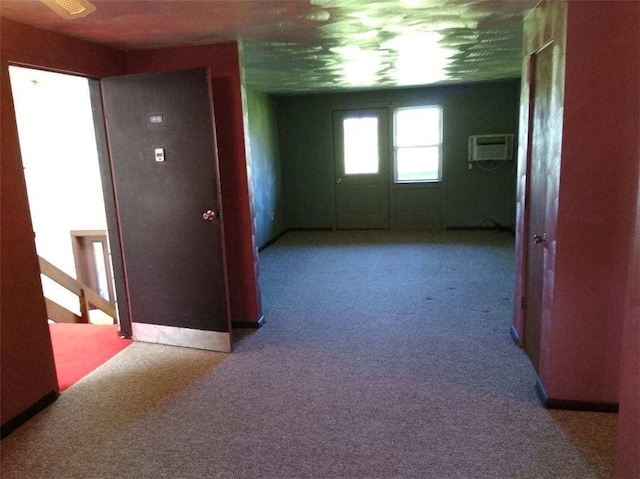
[{"x1": 38, "y1": 256, "x2": 117, "y2": 324}]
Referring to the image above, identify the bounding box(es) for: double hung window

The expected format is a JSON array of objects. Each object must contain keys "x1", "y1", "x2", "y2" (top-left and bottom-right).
[{"x1": 393, "y1": 106, "x2": 443, "y2": 182}]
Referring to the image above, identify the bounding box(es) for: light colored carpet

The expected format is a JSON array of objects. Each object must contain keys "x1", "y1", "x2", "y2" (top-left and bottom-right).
[{"x1": 1, "y1": 231, "x2": 617, "y2": 478}]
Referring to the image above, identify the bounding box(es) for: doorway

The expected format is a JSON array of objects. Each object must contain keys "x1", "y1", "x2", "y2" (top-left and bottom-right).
[
  {"x1": 71, "y1": 230, "x2": 116, "y2": 317},
  {"x1": 8, "y1": 65, "x2": 125, "y2": 389},
  {"x1": 8, "y1": 66, "x2": 117, "y2": 325},
  {"x1": 334, "y1": 108, "x2": 390, "y2": 229},
  {"x1": 523, "y1": 43, "x2": 557, "y2": 371},
  {"x1": 11, "y1": 65, "x2": 234, "y2": 360}
]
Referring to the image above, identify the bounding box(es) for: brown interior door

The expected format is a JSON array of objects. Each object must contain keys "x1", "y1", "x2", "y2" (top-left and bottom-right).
[
  {"x1": 101, "y1": 68, "x2": 231, "y2": 351},
  {"x1": 524, "y1": 44, "x2": 555, "y2": 371}
]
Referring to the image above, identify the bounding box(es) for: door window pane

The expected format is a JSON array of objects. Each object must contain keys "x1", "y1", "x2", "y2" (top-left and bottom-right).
[{"x1": 343, "y1": 117, "x2": 379, "y2": 174}]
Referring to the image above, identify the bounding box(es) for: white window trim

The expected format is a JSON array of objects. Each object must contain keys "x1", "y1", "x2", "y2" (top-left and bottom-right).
[{"x1": 393, "y1": 105, "x2": 443, "y2": 183}]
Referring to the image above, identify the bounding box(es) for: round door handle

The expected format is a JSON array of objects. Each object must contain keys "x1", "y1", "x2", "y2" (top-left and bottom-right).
[
  {"x1": 202, "y1": 210, "x2": 219, "y2": 221},
  {"x1": 533, "y1": 234, "x2": 546, "y2": 244}
]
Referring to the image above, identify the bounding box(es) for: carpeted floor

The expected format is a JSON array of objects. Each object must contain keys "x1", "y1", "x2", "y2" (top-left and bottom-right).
[
  {"x1": 49, "y1": 323, "x2": 132, "y2": 391},
  {"x1": 0, "y1": 231, "x2": 617, "y2": 478}
]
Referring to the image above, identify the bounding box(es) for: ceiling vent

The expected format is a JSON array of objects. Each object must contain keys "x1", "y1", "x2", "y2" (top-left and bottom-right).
[{"x1": 42, "y1": 0, "x2": 96, "y2": 19}]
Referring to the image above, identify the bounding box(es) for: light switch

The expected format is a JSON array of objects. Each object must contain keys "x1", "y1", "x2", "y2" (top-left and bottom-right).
[{"x1": 155, "y1": 148, "x2": 165, "y2": 162}]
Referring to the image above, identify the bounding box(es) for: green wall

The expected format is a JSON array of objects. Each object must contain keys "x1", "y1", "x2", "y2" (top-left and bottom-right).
[
  {"x1": 243, "y1": 87, "x2": 285, "y2": 248},
  {"x1": 275, "y1": 79, "x2": 520, "y2": 230}
]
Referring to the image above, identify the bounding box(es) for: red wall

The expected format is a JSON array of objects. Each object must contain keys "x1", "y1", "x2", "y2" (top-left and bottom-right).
[
  {"x1": 126, "y1": 45, "x2": 262, "y2": 327},
  {"x1": 1, "y1": 18, "x2": 262, "y2": 429},
  {"x1": 613, "y1": 5, "x2": 640, "y2": 474},
  {"x1": 514, "y1": 1, "x2": 640, "y2": 403},
  {"x1": 516, "y1": 3, "x2": 639, "y2": 470},
  {"x1": 547, "y1": 1, "x2": 640, "y2": 403},
  {"x1": 0, "y1": 18, "x2": 126, "y2": 77},
  {"x1": 0, "y1": 59, "x2": 60, "y2": 427},
  {"x1": 513, "y1": 0, "x2": 567, "y2": 365},
  {"x1": 614, "y1": 162, "x2": 640, "y2": 477},
  {"x1": 0, "y1": 18, "x2": 126, "y2": 428}
]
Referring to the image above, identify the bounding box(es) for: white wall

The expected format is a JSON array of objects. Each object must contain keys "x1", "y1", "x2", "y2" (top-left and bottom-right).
[{"x1": 9, "y1": 66, "x2": 108, "y2": 314}]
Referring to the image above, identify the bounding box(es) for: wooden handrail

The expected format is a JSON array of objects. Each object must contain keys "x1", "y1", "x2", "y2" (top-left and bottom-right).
[
  {"x1": 44, "y1": 297, "x2": 83, "y2": 324},
  {"x1": 38, "y1": 256, "x2": 117, "y2": 321}
]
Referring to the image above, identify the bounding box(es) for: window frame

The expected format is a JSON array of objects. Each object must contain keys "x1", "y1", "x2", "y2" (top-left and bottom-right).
[{"x1": 393, "y1": 105, "x2": 443, "y2": 183}]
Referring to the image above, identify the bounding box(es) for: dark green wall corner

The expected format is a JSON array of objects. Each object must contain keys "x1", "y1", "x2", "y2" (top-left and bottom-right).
[{"x1": 243, "y1": 87, "x2": 286, "y2": 248}]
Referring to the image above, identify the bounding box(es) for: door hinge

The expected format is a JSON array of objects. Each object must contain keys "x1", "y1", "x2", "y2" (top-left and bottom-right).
[{"x1": 521, "y1": 297, "x2": 526, "y2": 310}]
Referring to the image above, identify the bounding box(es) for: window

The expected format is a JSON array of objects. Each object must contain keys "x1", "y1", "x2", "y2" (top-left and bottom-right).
[
  {"x1": 343, "y1": 116, "x2": 379, "y2": 174},
  {"x1": 91, "y1": 240, "x2": 110, "y2": 301},
  {"x1": 393, "y1": 106, "x2": 442, "y2": 182},
  {"x1": 71, "y1": 230, "x2": 115, "y2": 303}
]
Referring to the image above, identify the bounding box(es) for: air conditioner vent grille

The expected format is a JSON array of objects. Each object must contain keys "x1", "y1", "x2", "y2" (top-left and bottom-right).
[{"x1": 468, "y1": 134, "x2": 514, "y2": 162}]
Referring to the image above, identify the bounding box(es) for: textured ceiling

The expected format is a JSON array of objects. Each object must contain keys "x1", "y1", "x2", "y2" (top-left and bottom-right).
[{"x1": 0, "y1": 0, "x2": 536, "y2": 94}]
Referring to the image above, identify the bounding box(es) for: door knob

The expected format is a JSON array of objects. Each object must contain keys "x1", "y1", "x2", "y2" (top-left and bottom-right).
[
  {"x1": 533, "y1": 234, "x2": 546, "y2": 244},
  {"x1": 202, "y1": 210, "x2": 219, "y2": 221}
]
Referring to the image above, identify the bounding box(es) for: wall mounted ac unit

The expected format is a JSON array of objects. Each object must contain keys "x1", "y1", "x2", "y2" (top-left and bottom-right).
[{"x1": 468, "y1": 134, "x2": 514, "y2": 162}]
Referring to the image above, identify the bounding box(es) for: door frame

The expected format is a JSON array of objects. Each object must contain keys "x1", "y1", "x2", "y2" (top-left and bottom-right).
[
  {"x1": 332, "y1": 106, "x2": 392, "y2": 230},
  {"x1": 521, "y1": 40, "x2": 555, "y2": 367},
  {"x1": 88, "y1": 79, "x2": 133, "y2": 337},
  {"x1": 7, "y1": 63, "x2": 127, "y2": 334},
  {"x1": 8, "y1": 61, "x2": 234, "y2": 345},
  {"x1": 70, "y1": 229, "x2": 116, "y2": 307}
]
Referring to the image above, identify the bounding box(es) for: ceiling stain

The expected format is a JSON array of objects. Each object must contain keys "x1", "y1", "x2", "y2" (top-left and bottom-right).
[{"x1": 0, "y1": 0, "x2": 537, "y2": 94}]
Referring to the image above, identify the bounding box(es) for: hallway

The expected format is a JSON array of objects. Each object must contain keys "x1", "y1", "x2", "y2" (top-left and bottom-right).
[{"x1": 0, "y1": 231, "x2": 617, "y2": 478}]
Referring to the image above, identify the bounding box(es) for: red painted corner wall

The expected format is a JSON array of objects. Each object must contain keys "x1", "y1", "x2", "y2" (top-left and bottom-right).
[
  {"x1": 0, "y1": 18, "x2": 127, "y2": 429},
  {"x1": 613, "y1": 4, "x2": 640, "y2": 475},
  {"x1": 126, "y1": 45, "x2": 263, "y2": 326},
  {"x1": 513, "y1": 0, "x2": 567, "y2": 355},
  {"x1": 514, "y1": 1, "x2": 640, "y2": 405},
  {"x1": 546, "y1": 1, "x2": 640, "y2": 402},
  {"x1": 0, "y1": 17, "x2": 125, "y2": 78},
  {"x1": 1, "y1": 59, "x2": 59, "y2": 426},
  {"x1": 0, "y1": 20, "x2": 261, "y2": 431},
  {"x1": 613, "y1": 174, "x2": 640, "y2": 477}
]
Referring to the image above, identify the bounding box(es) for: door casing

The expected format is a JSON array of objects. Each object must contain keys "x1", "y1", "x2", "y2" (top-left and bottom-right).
[
  {"x1": 334, "y1": 108, "x2": 391, "y2": 230},
  {"x1": 523, "y1": 42, "x2": 556, "y2": 371}
]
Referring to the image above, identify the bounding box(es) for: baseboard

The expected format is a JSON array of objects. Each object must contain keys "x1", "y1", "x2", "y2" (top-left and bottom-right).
[
  {"x1": 132, "y1": 322, "x2": 231, "y2": 352},
  {"x1": 535, "y1": 379, "x2": 619, "y2": 413},
  {"x1": 446, "y1": 225, "x2": 514, "y2": 234},
  {"x1": 258, "y1": 230, "x2": 289, "y2": 252},
  {"x1": 510, "y1": 325, "x2": 521, "y2": 345},
  {"x1": 1, "y1": 390, "x2": 59, "y2": 439},
  {"x1": 232, "y1": 315, "x2": 265, "y2": 329},
  {"x1": 258, "y1": 228, "x2": 334, "y2": 252},
  {"x1": 287, "y1": 227, "x2": 333, "y2": 232}
]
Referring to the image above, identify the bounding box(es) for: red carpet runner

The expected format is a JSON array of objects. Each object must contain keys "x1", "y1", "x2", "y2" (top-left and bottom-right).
[{"x1": 49, "y1": 323, "x2": 132, "y2": 391}]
